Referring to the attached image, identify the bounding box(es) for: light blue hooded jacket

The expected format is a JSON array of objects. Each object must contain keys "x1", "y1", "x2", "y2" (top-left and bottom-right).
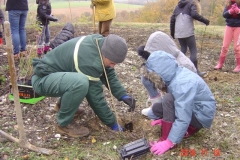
[{"x1": 146, "y1": 51, "x2": 216, "y2": 144}]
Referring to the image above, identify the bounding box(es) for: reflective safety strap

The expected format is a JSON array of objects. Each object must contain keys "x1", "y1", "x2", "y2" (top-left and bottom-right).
[{"x1": 73, "y1": 36, "x2": 100, "y2": 81}]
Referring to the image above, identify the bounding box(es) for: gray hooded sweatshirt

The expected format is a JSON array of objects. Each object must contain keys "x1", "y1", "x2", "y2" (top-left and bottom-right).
[{"x1": 144, "y1": 31, "x2": 197, "y2": 73}]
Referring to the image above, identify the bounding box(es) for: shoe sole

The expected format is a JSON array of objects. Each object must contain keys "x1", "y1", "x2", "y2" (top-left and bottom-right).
[{"x1": 56, "y1": 125, "x2": 90, "y2": 138}]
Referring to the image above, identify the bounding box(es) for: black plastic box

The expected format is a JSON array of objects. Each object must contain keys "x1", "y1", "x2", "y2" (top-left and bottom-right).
[{"x1": 119, "y1": 138, "x2": 150, "y2": 160}]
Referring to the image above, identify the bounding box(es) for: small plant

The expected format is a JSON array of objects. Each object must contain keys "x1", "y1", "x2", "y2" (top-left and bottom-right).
[{"x1": 0, "y1": 74, "x2": 6, "y2": 85}]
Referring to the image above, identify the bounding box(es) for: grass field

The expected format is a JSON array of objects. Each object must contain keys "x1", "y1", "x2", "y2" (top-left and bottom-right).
[
  {"x1": 24, "y1": 1, "x2": 143, "y2": 25},
  {"x1": 28, "y1": 1, "x2": 143, "y2": 10}
]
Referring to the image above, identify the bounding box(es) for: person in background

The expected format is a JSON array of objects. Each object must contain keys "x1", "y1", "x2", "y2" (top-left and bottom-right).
[
  {"x1": 170, "y1": 0, "x2": 209, "y2": 77},
  {"x1": 36, "y1": 0, "x2": 58, "y2": 57},
  {"x1": 90, "y1": 0, "x2": 116, "y2": 37},
  {"x1": 138, "y1": 51, "x2": 216, "y2": 156},
  {"x1": 31, "y1": 34, "x2": 136, "y2": 138},
  {"x1": 137, "y1": 31, "x2": 197, "y2": 120},
  {"x1": 49, "y1": 22, "x2": 75, "y2": 49},
  {"x1": 0, "y1": 9, "x2": 4, "y2": 45},
  {"x1": 214, "y1": 0, "x2": 240, "y2": 73},
  {"x1": 6, "y1": 0, "x2": 28, "y2": 59}
]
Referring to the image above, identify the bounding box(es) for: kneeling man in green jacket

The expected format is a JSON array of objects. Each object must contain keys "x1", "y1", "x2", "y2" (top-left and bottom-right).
[{"x1": 32, "y1": 34, "x2": 136, "y2": 137}]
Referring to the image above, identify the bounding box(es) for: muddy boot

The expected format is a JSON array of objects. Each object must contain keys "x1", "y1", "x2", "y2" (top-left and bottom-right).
[
  {"x1": 214, "y1": 56, "x2": 226, "y2": 70},
  {"x1": 233, "y1": 58, "x2": 240, "y2": 73},
  {"x1": 55, "y1": 99, "x2": 85, "y2": 116},
  {"x1": 149, "y1": 120, "x2": 173, "y2": 146},
  {"x1": 57, "y1": 121, "x2": 89, "y2": 138},
  {"x1": 184, "y1": 125, "x2": 200, "y2": 139}
]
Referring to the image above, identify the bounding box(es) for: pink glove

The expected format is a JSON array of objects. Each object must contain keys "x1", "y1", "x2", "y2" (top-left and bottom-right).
[
  {"x1": 229, "y1": 7, "x2": 236, "y2": 14},
  {"x1": 234, "y1": 6, "x2": 240, "y2": 14},
  {"x1": 150, "y1": 138, "x2": 173, "y2": 155},
  {"x1": 232, "y1": 3, "x2": 237, "y2": 8},
  {"x1": 151, "y1": 119, "x2": 162, "y2": 126}
]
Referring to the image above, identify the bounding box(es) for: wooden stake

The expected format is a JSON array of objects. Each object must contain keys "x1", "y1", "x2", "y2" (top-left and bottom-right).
[{"x1": 0, "y1": 21, "x2": 53, "y2": 155}]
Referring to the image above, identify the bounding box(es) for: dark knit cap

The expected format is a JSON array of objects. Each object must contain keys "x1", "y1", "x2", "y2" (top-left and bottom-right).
[{"x1": 101, "y1": 34, "x2": 128, "y2": 63}]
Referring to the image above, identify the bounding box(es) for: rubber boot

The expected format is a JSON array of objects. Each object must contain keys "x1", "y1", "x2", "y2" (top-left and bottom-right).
[
  {"x1": 44, "y1": 44, "x2": 50, "y2": 54},
  {"x1": 149, "y1": 120, "x2": 173, "y2": 146},
  {"x1": 233, "y1": 58, "x2": 240, "y2": 72},
  {"x1": 183, "y1": 125, "x2": 200, "y2": 139},
  {"x1": 0, "y1": 32, "x2": 2, "y2": 45},
  {"x1": 37, "y1": 45, "x2": 44, "y2": 56},
  {"x1": 214, "y1": 56, "x2": 226, "y2": 70}
]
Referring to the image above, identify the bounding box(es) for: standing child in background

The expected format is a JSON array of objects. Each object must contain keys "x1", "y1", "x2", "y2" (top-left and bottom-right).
[
  {"x1": 214, "y1": 0, "x2": 240, "y2": 73},
  {"x1": 0, "y1": 9, "x2": 4, "y2": 45},
  {"x1": 36, "y1": 0, "x2": 58, "y2": 57},
  {"x1": 170, "y1": 0, "x2": 210, "y2": 77}
]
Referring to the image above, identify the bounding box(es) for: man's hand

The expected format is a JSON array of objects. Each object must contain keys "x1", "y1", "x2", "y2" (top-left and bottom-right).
[
  {"x1": 121, "y1": 95, "x2": 136, "y2": 112},
  {"x1": 111, "y1": 123, "x2": 124, "y2": 131}
]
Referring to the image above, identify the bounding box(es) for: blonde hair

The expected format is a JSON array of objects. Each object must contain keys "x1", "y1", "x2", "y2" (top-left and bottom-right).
[{"x1": 194, "y1": 0, "x2": 201, "y2": 14}]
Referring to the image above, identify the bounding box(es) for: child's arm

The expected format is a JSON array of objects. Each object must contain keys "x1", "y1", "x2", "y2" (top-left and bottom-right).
[{"x1": 38, "y1": 3, "x2": 58, "y2": 22}]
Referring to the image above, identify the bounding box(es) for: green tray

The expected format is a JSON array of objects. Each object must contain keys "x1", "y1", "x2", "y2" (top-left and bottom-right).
[{"x1": 9, "y1": 94, "x2": 45, "y2": 104}]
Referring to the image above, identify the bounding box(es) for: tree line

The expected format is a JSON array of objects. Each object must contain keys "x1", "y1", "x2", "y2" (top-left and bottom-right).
[{"x1": 116, "y1": 0, "x2": 226, "y2": 26}]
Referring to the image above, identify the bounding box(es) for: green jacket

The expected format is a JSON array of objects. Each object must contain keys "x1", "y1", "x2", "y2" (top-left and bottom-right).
[{"x1": 32, "y1": 34, "x2": 127, "y2": 127}]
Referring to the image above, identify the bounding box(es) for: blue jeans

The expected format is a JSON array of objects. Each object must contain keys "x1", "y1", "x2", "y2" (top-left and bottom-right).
[
  {"x1": 38, "y1": 24, "x2": 50, "y2": 46},
  {"x1": 141, "y1": 76, "x2": 159, "y2": 98},
  {"x1": 8, "y1": 10, "x2": 28, "y2": 55}
]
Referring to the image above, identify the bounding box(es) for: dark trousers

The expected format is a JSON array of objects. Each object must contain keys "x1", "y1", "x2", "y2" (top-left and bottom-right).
[
  {"x1": 152, "y1": 93, "x2": 203, "y2": 129},
  {"x1": 178, "y1": 35, "x2": 197, "y2": 67}
]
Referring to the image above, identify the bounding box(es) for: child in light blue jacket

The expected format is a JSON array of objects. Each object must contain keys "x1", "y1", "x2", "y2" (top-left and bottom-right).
[{"x1": 138, "y1": 51, "x2": 216, "y2": 156}]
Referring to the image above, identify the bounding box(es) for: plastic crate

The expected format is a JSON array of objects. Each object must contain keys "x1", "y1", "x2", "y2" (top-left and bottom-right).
[
  {"x1": 9, "y1": 79, "x2": 45, "y2": 104},
  {"x1": 118, "y1": 138, "x2": 150, "y2": 160}
]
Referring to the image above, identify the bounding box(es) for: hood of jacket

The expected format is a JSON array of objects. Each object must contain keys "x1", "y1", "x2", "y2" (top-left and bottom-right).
[
  {"x1": 146, "y1": 51, "x2": 178, "y2": 85},
  {"x1": 178, "y1": 0, "x2": 189, "y2": 8},
  {"x1": 144, "y1": 31, "x2": 181, "y2": 59}
]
